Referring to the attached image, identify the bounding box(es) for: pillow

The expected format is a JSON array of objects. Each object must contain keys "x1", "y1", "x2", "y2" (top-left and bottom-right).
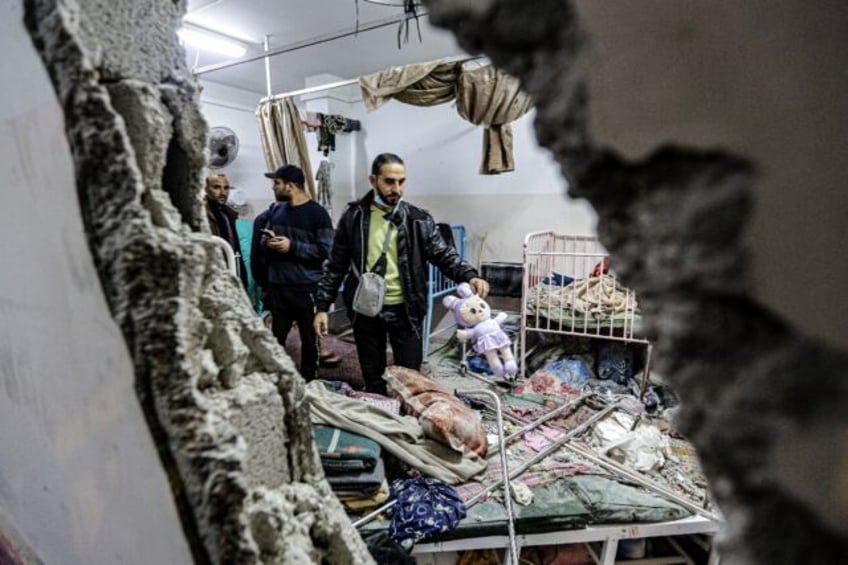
[{"x1": 384, "y1": 365, "x2": 487, "y2": 457}]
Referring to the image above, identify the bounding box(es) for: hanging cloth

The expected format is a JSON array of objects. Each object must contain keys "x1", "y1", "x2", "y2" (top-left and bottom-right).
[
  {"x1": 359, "y1": 60, "x2": 460, "y2": 112},
  {"x1": 256, "y1": 97, "x2": 316, "y2": 198},
  {"x1": 317, "y1": 113, "x2": 348, "y2": 156},
  {"x1": 316, "y1": 160, "x2": 333, "y2": 211},
  {"x1": 455, "y1": 65, "x2": 534, "y2": 175}
]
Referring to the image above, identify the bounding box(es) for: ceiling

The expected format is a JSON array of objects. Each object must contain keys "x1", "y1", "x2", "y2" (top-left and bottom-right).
[{"x1": 184, "y1": 0, "x2": 468, "y2": 96}]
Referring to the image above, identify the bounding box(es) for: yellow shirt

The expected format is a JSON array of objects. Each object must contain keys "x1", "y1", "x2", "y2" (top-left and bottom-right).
[{"x1": 367, "y1": 205, "x2": 403, "y2": 305}]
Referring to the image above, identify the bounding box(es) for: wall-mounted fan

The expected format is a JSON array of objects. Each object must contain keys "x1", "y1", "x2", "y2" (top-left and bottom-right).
[{"x1": 208, "y1": 126, "x2": 240, "y2": 169}]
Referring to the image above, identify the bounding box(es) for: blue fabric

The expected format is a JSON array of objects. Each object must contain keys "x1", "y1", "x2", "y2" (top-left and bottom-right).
[
  {"x1": 389, "y1": 477, "x2": 467, "y2": 549},
  {"x1": 596, "y1": 341, "x2": 635, "y2": 384},
  {"x1": 466, "y1": 354, "x2": 494, "y2": 375},
  {"x1": 541, "y1": 272, "x2": 574, "y2": 287},
  {"x1": 543, "y1": 358, "x2": 592, "y2": 389}
]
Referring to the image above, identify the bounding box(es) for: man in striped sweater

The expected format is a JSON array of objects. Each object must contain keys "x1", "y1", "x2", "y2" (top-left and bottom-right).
[{"x1": 251, "y1": 164, "x2": 334, "y2": 381}]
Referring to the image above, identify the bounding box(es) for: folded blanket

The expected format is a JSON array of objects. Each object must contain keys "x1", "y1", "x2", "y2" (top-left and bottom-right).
[
  {"x1": 327, "y1": 458, "x2": 386, "y2": 498},
  {"x1": 339, "y1": 479, "x2": 391, "y2": 511},
  {"x1": 313, "y1": 425, "x2": 381, "y2": 474}
]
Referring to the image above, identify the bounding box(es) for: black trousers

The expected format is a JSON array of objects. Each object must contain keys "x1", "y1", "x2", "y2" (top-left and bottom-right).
[
  {"x1": 352, "y1": 304, "x2": 423, "y2": 395},
  {"x1": 265, "y1": 287, "x2": 319, "y2": 381}
]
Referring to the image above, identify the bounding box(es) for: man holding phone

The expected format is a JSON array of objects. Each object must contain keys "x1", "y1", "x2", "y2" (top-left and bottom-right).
[{"x1": 250, "y1": 164, "x2": 334, "y2": 381}]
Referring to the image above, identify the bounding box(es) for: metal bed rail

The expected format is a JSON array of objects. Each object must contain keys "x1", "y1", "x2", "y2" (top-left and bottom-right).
[
  {"x1": 423, "y1": 224, "x2": 467, "y2": 358},
  {"x1": 519, "y1": 231, "x2": 648, "y2": 378}
]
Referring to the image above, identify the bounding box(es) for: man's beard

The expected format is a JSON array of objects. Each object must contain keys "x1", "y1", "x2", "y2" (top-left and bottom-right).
[
  {"x1": 376, "y1": 190, "x2": 399, "y2": 207},
  {"x1": 276, "y1": 191, "x2": 291, "y2": 202}
]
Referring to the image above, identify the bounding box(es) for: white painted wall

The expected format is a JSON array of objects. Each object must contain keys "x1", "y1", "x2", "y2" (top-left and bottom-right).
[
  {"x1": 199, "y1": 80, "x2": 269, "y2": 217},
  {"x1": 200, "y1": 78, "x2": 598, "y2": 264},
  {"x1": 0, "y1": 3, "x2": 192, "y2": 562},
  {"x1": 352, "y1": 100, "x2": 597, "y2": 264}
]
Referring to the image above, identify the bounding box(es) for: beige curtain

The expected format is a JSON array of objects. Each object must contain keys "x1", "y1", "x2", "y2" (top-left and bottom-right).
[
  {"x1": 360, "y1": 60, "x2": 533, "y2": 175},
  {"x1": 359, "y1": 61, "x2": 460, "y2": 112},
  {"x1": 256, "y1": 97, "x2": 316, "y2": 198},
  {"x1": 456, "y1": 66, "x2": 534, "y2": 174}
]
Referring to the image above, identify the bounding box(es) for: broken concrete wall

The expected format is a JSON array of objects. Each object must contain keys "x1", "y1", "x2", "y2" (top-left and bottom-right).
[
  {"x1": 425, "y1": 0, "x2": 848, "y2": 563},
  {"x1": 0, "y1": 0, "x2": 192, "y2": 561},
  {"x1": 18, "y1": 0, "x2": 371, "y2": 562}
]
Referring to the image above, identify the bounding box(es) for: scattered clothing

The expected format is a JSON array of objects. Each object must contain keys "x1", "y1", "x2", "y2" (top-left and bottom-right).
[
  {"x1": 363, "y1": 530, "x2": 416, "y2": 565},
  {"x1": 389, "y1": 477, "x2": 467, "y2": 549},
  {"x1": 597, "y1": 341, "x2": 636, "y2": 384},
  {"x1": 339, "y1": 479, "x2": 390, "y2": 512}
]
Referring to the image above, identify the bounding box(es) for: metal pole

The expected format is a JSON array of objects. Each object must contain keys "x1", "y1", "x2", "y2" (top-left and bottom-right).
[
  {"x1": 462, "y1": 389, "x2": 518, "y2": 565},
  {"x1": 194, "y1": 13, "x2": 427, "y2": 76},
  {"x1": 263, "y1": 34, "x2": 272, "y2": 98},
  {"x1": 191, "y1": 234, "x2": 236, "y2": 276},
  {"x1": 487, "y1": 393, "x2": 591, "y2": 457},
  {"x1": 465, "y1": 403, "x2": 618, "y2": 507}
]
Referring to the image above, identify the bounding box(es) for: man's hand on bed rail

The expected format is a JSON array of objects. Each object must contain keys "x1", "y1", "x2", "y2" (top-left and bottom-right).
[{"x1": 468, "y1": 277, "x2": 490, "y2": 299}]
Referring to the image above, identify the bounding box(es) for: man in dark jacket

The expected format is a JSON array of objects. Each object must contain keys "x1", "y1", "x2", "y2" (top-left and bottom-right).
[
  {"x1": 251, "y1": 164, "x2": 334, "y2": 381},
  {"x1": 313, "y1": 153, "x2": 490, "y2": 394},
  {"x1": 204, "y1": 173, "x2": 248, "y2": 288}
]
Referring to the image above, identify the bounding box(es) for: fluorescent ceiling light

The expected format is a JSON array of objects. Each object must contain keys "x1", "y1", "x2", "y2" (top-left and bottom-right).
[{"x1": 178, "y1": 27, "x2": 247, "y2": 58}]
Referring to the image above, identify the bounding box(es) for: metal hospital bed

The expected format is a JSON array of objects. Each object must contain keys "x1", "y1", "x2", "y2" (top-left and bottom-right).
[{"x1": 422, "y1": 224, "x2": 467, "y2": 358}]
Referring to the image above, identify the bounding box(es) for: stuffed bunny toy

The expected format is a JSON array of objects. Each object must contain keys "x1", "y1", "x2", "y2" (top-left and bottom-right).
[{"x1": 443, "y1": 282, "x2": 518, "y2": 380}]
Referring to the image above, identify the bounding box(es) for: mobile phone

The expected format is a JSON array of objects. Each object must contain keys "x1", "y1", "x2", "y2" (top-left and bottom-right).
[{"x1": 261, "y1": 228, "x2": 276, "y2": 238}]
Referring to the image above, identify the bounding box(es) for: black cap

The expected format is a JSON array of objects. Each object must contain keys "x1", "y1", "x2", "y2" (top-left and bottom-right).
[{"x1": 264, "y1": 164, "x2": 305, "y2": 186}]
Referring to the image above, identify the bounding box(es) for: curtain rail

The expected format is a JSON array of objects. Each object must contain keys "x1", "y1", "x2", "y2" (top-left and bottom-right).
[
  {"x1": 193, "y1": 13, "x2": 428, "y2": 76},
  {"x1": 258, "y1": 54, "x2": 487, "y2": 104}
]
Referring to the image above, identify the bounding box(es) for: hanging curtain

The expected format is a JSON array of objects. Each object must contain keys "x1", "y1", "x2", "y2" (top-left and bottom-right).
[
  {"x1": 359, "y1": 61, "x2": 460, "y2": 112},
  {"x1": 359, "y1": 58, "x2": 533, "y2": 175},
  {"x1": 256, "y1": 97, "x2": 316, "y2": 198},
  {"x1": 455, "y1": 65, "x2": 534, "y2": 175}
]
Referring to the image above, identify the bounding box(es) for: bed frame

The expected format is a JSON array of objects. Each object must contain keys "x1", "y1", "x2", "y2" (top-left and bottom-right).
[
  {"x1": 519, "y1": 231, "x2": 651, "y2": 379},
  {"x1": 414, "y1": 515, "x2": 720, "y2": 564},
  {"x1": 423, "y1": 224, "x2": 468, "y2": 358}
]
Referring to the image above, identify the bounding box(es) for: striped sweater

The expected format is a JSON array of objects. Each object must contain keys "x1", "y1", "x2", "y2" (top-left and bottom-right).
[{"x1": 250, "y1": 200, "x2": 333, "y2": 291}]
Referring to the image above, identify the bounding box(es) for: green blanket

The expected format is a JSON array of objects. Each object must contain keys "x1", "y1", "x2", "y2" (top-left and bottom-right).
[
  {"x1": 360, "y1": 474, "x2": 691, "y2": 541},
  {"x1": 312, "y1": 425, "x2": 381, "y2": 474}
]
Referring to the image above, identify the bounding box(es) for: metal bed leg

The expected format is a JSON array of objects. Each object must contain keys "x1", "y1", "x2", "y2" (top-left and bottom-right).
[
  {"x1": 599, "y1": 538, "x2": 619, "y2": 565},
  {"x1": 422, "y1": 290, "x2": 434, "y2": 359},
  {"x1": 460, "y1": 389, "x2": 519, "y2": 565},
  {"x1": 639, "y1": 342, "x2": 654, "y2": 400}
]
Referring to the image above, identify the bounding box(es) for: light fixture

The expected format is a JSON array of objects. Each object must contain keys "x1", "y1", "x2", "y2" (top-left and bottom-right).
[
  {"x1": 178, "y1": 26, "x2": 247, "y2": 58},
  {"x1": 362, "y1": 0, "x2": 422, "y2": 5}
]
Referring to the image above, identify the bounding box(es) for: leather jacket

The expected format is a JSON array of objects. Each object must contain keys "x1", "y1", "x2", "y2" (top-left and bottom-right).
[{"x1": 314, "y1": 191, "x2": 478, "y2": 331}]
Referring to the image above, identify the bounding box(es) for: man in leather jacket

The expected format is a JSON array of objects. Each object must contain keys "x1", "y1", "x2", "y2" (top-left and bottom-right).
[
  {"x1": 313, "y1": 153, "x2": 490, "y2": 394},
  {"x1": 204, "y1": 173, "x2": 248, "y2": 289}
]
